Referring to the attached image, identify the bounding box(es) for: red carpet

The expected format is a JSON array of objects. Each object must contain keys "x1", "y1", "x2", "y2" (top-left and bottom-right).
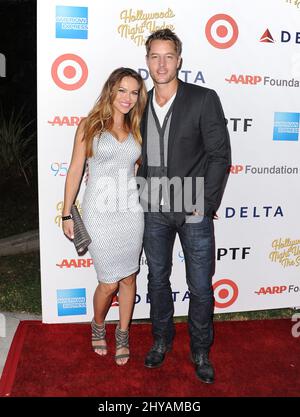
[{"x1": 0, "y1": 319, "x2": 299, "y2": 397}]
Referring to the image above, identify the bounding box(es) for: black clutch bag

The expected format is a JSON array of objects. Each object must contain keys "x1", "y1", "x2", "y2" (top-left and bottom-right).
[{"x1": 70, "y1": 204, "x2": 92, "y2": 255}]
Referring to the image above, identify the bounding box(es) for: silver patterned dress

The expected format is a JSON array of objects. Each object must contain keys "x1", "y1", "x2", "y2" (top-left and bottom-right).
[{"x1": 82, "y1": 131, "x2": 144, "y2": 283}]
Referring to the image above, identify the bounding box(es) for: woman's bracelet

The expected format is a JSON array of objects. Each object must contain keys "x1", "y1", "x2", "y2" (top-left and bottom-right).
[{"x1": 62, "y1": 215, "x2": 72, "y2": 221}]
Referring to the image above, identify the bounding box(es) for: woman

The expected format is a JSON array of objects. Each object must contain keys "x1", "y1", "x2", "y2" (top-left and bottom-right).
[{"x1": 62, "y1": 68, "x2": 147, "y2": 365}]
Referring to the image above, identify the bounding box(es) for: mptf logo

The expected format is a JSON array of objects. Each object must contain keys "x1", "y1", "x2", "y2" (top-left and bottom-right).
[
  {"x1": 56, "y1": 6, "x2": 88, "y2": 39},
  {"x1": 217, "y1": 247, "x2": 251, "y2": 261},
  {"x1": 213, "y1": 279, "x2": 239, "y2": 308},
  {"x1": 51, "y1": 53, "x2": 88, "y2": 90},
  {"x1": 226, "y1": 117, "x2": 253, "y2": 132},
  {"x1": 205, "y1": 14, "x2": 238, "y2": 49},
  {"x1": 179, "y1": 247, "x2": 251, "y2": 261}
]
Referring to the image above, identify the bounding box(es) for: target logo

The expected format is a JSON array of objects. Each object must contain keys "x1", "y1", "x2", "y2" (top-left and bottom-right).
[
  {"x1": 213, "y1": 279, "x2": 239, "y2": 308},
  {"x1": 51, "y1": 53, "x2": 88, "y2": 90},
  {"x1": 205, "y1": 14, "x2": 239, "y2": 49}
]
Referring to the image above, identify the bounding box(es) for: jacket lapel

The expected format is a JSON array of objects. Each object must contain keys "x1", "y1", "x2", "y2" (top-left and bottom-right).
[
  {"x1": 141, "y1": 89, "x2": 153, "y2": 169},
  {"x1": 167, "y1": 80, "x2": 185, "y2": 170}
]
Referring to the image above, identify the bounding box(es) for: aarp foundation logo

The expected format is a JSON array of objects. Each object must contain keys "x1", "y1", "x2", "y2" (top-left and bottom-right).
[
  {"x1": 205, "y1": 14, "x2": 238, "y2": 49},
  {"x1": 51, "y1": 54, "x2": 88, "y2": 90},
  {"x1": 213, "y1": 279, "x2": 239, "y2": 308}
]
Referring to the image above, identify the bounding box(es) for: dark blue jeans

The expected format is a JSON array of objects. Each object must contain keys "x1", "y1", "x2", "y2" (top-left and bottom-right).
[{"x1": 143, "y1": 211, "x2": 215, "y2": 354}]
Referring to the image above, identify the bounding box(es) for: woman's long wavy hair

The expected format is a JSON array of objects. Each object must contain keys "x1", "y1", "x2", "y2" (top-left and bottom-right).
[{"x1": 83, "y1": 68, "x2": 147, "y2": 158}]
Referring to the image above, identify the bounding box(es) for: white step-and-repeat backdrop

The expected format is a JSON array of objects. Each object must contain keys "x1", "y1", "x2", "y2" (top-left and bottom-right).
[{"x1": 37, "y1": 0, "x2": 300, "y2": 323}]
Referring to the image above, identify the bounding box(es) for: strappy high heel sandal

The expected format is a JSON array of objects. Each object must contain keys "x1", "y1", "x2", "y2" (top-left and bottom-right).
[
  {"x1": 115, "y1": 326, "x2": 130, "y2": 365},
  {"x1": 91, "y1": 319, "x2": 107, "y2": 355}
]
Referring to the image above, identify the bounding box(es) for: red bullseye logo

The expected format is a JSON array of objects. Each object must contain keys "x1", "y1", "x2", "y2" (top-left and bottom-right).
[
  {"x1": 213, "y1": 279, "x2": 239, "y2": 308},
  {"x1": 51, "y1": 54, "x2": 88, "y2": 90},
  {"x1": 205, "y1": 14, "x2": 239, "y2": 49}
]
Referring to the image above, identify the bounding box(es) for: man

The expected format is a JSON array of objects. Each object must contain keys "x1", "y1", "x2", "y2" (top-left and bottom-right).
[{"x1": 137, "y1": 29, "x2": 230, "y2": 384}]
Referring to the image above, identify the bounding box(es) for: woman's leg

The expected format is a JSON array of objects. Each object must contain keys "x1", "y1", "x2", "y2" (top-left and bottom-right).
[
  {"x1": 93, "y1": 281, "x2": 118, "y2": 355},
  {"x1": 116, "y1": 273, "x2": 137, "y2": 364}
]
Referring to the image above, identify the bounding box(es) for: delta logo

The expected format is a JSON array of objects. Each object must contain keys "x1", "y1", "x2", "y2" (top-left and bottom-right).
[
  {"x1": 48, "y1": 116, "x2": 85, "y2": 126},
  {"x1": 225, "y1": 74, "x2": 300, "y2": 87},
  {"x1": 260, "y1": 29, "x2": 275, "y2": 43},
  {"x1": 56, "y1": 258, "x2": 93, "y2": 268},
  {"x1": 139, "y1": 68, "x2": 205, "y2": 84},
  {"x1": 224, "y1": 205, "x2": 284, "y2": 219},
  {"x1": 255, "y1": 284, "x2": 300, "y2": 295},
  {"x1": 260, "y1": 28, "x2": 300, "y2": 44}
]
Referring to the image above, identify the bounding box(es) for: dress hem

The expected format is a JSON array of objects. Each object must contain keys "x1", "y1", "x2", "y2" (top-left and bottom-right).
[{"x1": 96, "y1": 267, "x2": 140, "y2": 284}]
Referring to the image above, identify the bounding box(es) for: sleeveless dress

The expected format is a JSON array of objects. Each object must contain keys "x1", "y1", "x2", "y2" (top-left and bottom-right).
[{"x1": 82, "y1": 131, "x2": 144, "y2": 283}]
